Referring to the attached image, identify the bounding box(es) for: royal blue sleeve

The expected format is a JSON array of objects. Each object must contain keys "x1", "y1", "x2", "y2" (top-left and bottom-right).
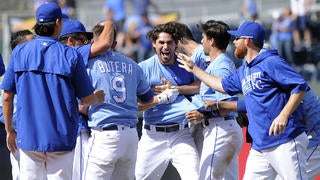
[
  {"x1": 237, "y1": 99, "x2": 247, "y2": 113},
  {"x1": 266, "y1": 56, "x2": 309, "y2": 94}
]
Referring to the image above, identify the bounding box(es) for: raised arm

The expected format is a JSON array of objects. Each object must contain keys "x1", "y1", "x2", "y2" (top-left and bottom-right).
[
  {"x1": 177, "y1": 53, "x2": 226, "y2": 93},
  {"x1": 89, "y1": 20, "x2": 115, "y2": 58}
]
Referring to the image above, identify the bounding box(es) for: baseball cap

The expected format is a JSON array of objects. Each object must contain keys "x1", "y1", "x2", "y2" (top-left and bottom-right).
[
  {"x1": 36, "y1": 2, "x2": 68, "y2": 23},
  {"x1": 59, "y1": 19, "x2": 93, "y2": 40},
  {"x1": 227, "y1": 21, "x2": 265, "y2": 45}
]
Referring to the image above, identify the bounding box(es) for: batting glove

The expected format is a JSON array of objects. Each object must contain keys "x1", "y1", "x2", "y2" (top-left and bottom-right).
[{"x1": 157, "y1": 88, "x2": 179, "y2": 104}]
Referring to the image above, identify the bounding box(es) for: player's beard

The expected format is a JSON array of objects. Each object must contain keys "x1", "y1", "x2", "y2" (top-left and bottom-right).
[{"x1": 234, "y1": 44, "x2": 247, "y2": 59}]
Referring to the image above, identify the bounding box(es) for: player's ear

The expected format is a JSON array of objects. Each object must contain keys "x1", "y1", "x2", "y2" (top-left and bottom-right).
[{"x1": 68, "y1": 37, "x2": 75, "y2": 46}]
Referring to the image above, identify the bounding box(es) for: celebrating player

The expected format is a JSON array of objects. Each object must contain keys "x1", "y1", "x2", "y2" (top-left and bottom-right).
[
  {"x1": 177, "y1": 21, "x2": 310, "y2": 179},
  {"x1": 82, "y1": 23, "x2": 178, "y2": 180},
  {"x1": 183, "y1": 20, "x2": 243, "y2": 180},
  {"x1": 59, "y1": 19, "x2": 114, "y2": 180},
  {"x1": 135, "y1": 22, "x2": 200, "y2": 180}
]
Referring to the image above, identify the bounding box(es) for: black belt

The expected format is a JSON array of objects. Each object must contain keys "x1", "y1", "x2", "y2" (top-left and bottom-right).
[
  {"x1": 203, "y1": 116, "x2": 235, "y2": 127},
  {"x1": 102, "y1": 125, "x2": 135, "y2": 131},
  {"x1": 144, "y1": 124, "x2": 188, "y2": 132}
]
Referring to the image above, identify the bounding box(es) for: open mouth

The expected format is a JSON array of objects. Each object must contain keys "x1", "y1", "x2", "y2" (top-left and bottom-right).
[{"x1": 161, "y1": 52, "x2": 170, "y2": 57}]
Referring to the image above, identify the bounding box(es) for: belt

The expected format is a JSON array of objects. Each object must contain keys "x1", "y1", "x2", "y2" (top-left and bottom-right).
[
  {"x1": 203, "y1": 116, "x2": 235, "y2": 127},
  {"x1": 98, "y1": 125, "x2": 135, "y2": 131},
  {"x1": 144, "y1": 124, "x2": 188, "y2": 132}
]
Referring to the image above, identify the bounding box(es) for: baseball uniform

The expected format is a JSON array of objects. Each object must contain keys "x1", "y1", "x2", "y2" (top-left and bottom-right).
[
  {"x1": 222, "y1": 49, "x2": 310, "y2": 179},
  {"x1": 197, "y1": 53, "x2": 243, "y2": 180},
  {"x1": 135, "y1": 55, "x2": 200, "y2": 180},
  {"x1": 83, "y1": 50, "x2": 154, "y2": 180}
]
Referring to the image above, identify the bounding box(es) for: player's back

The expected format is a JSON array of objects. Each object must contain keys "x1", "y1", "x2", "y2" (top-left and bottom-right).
[
  {"x1": 87, "y1": 50, "x2": 151, "y2": 128},
  {"x1": 2, "y1": 36, "x2": 90, "y2": 151}
]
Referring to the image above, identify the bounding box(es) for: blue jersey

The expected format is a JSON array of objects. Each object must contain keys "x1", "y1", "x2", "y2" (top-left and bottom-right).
[
  {"x1": 139, "y1": 55, "x2": 197, "y2": 125},
  {"x1": 238, "y1": 90, "x2": 320, "y2": 148},
  {"x1": 75, "y1": 44, "x2": 91, "y2": 66},
  {"x1": 0, "y1": 36, "x2": 94, "y2": 152},
  {"x1": 198, "y1": 53, "x2": 238, "y2": 117},
  {"x1": 75, "y1": 44, "x2": 92, "y2": 133},
  {"x1": 222, "y1": 49, "x2": 309, "y2": 150},
  {"x1": 87, "y1": 50, "x2": 154, "y2": 128},
  {"x1": 302, "y1": 90, "x2": 320, "y2": 148}
]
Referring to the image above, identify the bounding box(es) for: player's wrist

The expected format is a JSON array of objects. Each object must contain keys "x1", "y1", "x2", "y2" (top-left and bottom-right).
[{"x1": 170, "y1": 85, "x2": 179, "y2": 94}]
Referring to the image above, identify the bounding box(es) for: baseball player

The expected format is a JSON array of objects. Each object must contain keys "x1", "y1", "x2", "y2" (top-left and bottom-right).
[
  {"x1": 59, "y1": 19, "x2": 114, "y2": 180},
  {"x1": 206, "y1": 89, "x2": 320, "y2": 179},
  {"x1": 135, "y1": 22, "x2": 200, "y2": 180},
  {"x1": 183, "y1": 20, "x2": 243, "y2": 180},
  {"x1": 82, "y1": 23, "x2": 178, "y2": 180},
  {"x1": 177, "y1": 21, "x2": 310, "y2": 179},
  {"x1": 167, "y1": 21, "x2": 210, "y2": 155},
  {"x1": 1, "y1": 3, "x2": 105, "y2": 179},
  {"x1": 302, "y1": 90, "x2": 320, "y2": 179}
]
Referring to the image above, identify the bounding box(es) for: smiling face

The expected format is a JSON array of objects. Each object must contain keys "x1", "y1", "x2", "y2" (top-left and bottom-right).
[{"x1": 152, "y1": 32, "x2": 177, "y2": 65}]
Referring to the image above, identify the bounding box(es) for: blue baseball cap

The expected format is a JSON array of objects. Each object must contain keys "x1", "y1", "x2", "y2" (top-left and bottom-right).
[
  {"x1": 227, "y1": 21, "x2": 265, "y2": 45},
  {"x1": 36, "y1": 2, "x2": 68, "y2": 23},
  {"x1": 59, "y1": 19, "x2": 93, "y2": 40}
]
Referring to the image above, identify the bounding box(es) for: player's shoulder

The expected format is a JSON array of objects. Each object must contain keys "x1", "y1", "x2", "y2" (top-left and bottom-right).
[{"x1": 138, "y1": 55, "x2": 157, "y2": 67}]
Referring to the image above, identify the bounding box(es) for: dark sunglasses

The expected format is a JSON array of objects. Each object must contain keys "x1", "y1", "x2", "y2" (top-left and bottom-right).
[{"x1": 72, "y1": 36, "x2": 89, "y2": 45}]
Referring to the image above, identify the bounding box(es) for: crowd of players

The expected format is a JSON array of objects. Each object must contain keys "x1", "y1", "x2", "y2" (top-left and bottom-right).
[{"x1": 0, "y1": 1, "x2": 319, "y2": 180}]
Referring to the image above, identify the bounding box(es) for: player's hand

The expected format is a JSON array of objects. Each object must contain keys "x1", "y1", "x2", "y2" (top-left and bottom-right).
[
  {"x1": 177, "y1": 53, "x2": 195, "y2": 73},
  {"x1": 153, "y1": 78, "x2": 173, "y2": 95},
  {"x1": 268, "y1": 114, "x2": 288, "y2": 137},
  {"x1": 185, "y1": 110, "x2": 203, "y2": 123},
  {"x1": 94, "y1": 89, "x2": 105, "y2": 103},
  {"x1": 204, "y1": 100, "x2": 218, "y2": 111},
  {"x1": 204, "y1": 100, "x2": 230, "y2": 115},
  {"x1": 6, "y1": 130, "x2": 17, "y2": 153},
  {"x1": 156, "y1": 88, "x2": 179, "y2": 104}
]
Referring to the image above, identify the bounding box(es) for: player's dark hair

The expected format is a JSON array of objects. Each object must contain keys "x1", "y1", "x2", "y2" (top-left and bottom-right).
[
  {"x1": 33, "y1": 21, "x2": 56, "y2": 36},
  {"x1": 166, "y1": 21, "x2": 196, "y2": 41},
  {"x1": 10, "y1": 29, "x2": 33, "y2": 50},
  {"x1": 197, "y1": 20, "x2": 230, "y2": 50},
  {"x1": 146, "y1": 23, "x2": 182, "y2": 44}
]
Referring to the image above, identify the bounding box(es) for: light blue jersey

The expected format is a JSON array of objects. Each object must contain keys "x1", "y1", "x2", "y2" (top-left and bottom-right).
[
  {"x1": 198, "y1": 53, "x2": 238, "y2": 117},
  {"x1": 87, "y1": 50, "x2": 154, "y2": 128},
  {"x1": 139, "y1": 55, "x2": 197, "y2": 125}
]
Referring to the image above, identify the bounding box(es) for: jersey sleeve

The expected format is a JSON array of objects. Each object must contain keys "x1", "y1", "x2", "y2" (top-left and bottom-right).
[
  {"x1": 266, "y1": 56, "x2": 309, "y2": 94},
  {"x1": 222, "y1": 68, "x2": 243, "y2": 96},
  {"x1": 72, "y1": 54, "x2": 95, "y2": 98},
  {"x1": 0, "y1": 52, "x2": 16, "y2": 93},
  {"x1": 137, "y1": 65, "x2": 154, "y2": 102}
]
